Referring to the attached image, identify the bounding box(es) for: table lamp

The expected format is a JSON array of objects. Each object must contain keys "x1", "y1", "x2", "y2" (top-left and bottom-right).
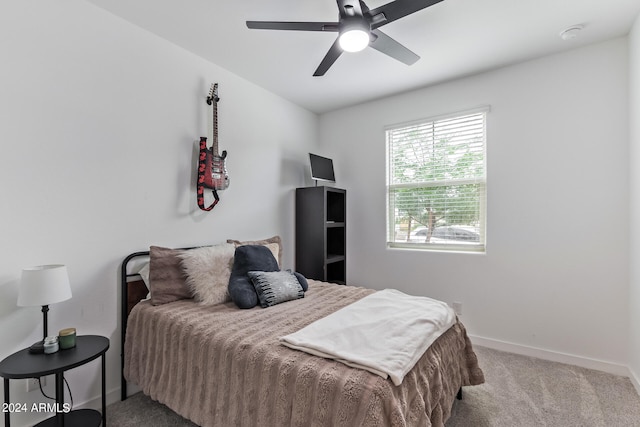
[{"x1": 18, "y1": 265, "x2": 72, "y2": 353}]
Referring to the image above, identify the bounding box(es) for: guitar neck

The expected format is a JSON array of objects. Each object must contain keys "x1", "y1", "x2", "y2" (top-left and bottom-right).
[{"x1": 212, "y1": 99, "x2": 219, "y2": 156}]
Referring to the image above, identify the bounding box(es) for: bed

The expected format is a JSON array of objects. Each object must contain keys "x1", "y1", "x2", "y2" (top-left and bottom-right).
[{"x1": 120, "y1": 242, "x2": 484, "y2": 427}]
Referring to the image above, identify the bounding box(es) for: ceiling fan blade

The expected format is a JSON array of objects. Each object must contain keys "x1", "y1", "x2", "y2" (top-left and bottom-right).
[
  {"x1": 313, "y1": 38, "x2": 343, "y2": 76},
  {"x1": 366, "y1": 0, "x2": 444, "y2": 29},
  {"x1": 246, "y1": 21, "x2": 339, "y2": 32},
  {"x1": 370, "y1": 29, "x2": 419, "y2": 65}
]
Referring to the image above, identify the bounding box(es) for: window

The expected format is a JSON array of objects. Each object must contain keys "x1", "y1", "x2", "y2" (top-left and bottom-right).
[{"x1": 386, "y1": 107, "x2": 488, "y2": 252}]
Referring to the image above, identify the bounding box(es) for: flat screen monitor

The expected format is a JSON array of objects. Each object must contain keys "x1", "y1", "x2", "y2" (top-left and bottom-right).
[{"x1": 309, "y1": 153, "x2": 335, "y2": 183}]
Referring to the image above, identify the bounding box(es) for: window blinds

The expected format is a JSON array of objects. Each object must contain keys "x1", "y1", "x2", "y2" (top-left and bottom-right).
[{"x1": 386, "y1": 108, "x2": 487, "y2": 251}]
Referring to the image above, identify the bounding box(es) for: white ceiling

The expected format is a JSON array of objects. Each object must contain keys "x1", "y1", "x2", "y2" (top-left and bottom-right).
[{"x1": 84, "y1": 0, "x2": 640, "y2": 114}]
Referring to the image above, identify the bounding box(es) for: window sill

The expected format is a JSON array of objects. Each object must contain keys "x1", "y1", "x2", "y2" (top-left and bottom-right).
[{"x1": 386, "y1": 242, "x2": 486, "y2": 254}]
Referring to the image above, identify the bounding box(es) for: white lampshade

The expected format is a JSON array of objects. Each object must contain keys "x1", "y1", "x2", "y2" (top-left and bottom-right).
[{"x1": 18, "y1": 265, "x2": 72, "y2": 307}]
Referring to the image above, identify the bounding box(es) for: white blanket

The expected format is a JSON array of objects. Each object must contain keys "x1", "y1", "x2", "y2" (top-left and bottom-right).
[{"x1": 280, "y1": 289, "x2": 456, "y2": 386}]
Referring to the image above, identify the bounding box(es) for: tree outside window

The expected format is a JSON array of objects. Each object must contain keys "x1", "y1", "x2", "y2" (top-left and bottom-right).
[{"x1": 386, "y1": 109, "x2": 487, "y2": 252}]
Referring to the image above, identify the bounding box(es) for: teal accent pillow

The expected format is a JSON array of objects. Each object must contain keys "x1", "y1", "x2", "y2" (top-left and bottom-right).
[{"x1": 248, "y1": 270, "x2": 305, "y2": 308}]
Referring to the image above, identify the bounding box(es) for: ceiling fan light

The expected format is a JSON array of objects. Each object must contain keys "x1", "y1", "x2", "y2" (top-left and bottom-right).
[{"x1": 339, "y1": 29, "x2": 369, "y2": 52}]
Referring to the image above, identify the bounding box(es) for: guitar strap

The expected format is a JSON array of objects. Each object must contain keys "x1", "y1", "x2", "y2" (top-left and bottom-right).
[{"x1": 197, "y1": 137, "x2": 220, "y2": 211}]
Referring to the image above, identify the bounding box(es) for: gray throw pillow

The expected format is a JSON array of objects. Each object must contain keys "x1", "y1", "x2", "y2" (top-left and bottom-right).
[{"x1": 248, "y1": 270, "x2": 305, "y2": 308}]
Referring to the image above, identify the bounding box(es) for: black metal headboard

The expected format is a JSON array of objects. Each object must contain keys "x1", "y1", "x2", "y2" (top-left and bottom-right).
[{"x1": 120, "y1": 250, "x2": 150, "y2": 401}]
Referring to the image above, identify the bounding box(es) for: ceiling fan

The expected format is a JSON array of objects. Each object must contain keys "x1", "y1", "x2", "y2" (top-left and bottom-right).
[{"x1": 246, "y1": 0, "x2": 444, "y2": 76}]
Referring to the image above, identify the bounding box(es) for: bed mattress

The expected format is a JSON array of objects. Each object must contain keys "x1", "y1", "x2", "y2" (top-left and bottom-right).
[{"x1": 124, "y1": 280, "x2": 484, "y2": 427}]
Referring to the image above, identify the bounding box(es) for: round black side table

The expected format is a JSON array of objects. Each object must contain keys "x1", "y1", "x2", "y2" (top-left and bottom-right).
[{"x1": 0, "y1": 335, "x2": 109, "y2": 427}]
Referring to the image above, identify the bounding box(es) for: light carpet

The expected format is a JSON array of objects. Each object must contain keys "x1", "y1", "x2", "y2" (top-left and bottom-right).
[{"x1": 106, "y1": 346, "x2": 640, "y2": 426}]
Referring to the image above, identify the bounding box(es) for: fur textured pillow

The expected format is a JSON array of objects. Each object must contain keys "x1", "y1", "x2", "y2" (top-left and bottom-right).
[
  {"x1": 178, "y1": 243, "x2": 235, "y2": 305},
  {"x1": 228, "y1": 245, "x2": 279, "y2": 309}
]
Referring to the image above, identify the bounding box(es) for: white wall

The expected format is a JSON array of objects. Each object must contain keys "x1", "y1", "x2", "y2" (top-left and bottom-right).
[
  {"x1": 629, "y1": 13, "x2": 640, "y2": 391},
  {"x1": 0, "y1": 1, "x2": 317, "y2": 426},
  {"x1": 1, "y1": 2, "x2": 634, "y2": 424},
  {"x1": 320, "y1": 38, "x2": 630, "y2": 369}
]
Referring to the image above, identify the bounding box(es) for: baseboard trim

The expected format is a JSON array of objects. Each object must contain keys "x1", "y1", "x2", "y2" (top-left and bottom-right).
[
  {"x1": 74, "y1": 386, "x2": 121, "y2": 411},
  {"x1": 469, "y1": 334, "x2": 631, "y2": 377},
  {"x1": 629, "y1": 367, "x2": 640, "y2": 395}
]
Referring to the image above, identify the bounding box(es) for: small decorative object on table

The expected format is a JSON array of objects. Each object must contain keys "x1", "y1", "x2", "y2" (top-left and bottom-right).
[
  {"x1": 59, "y1": 327, "x2": 76, "y2": 349},
  {"x1": 43, "y1": 336, "x2": 59, "y2": 354}
]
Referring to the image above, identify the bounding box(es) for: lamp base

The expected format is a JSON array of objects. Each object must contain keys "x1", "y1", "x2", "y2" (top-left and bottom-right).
[{"x1": 28, "y1": 341, "x2": 44, "y2": 354}]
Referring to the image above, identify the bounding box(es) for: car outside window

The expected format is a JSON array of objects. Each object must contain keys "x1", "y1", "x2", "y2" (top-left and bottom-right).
[{"x1": 386, "y1": 107, "x2": 488, "y2": 252}]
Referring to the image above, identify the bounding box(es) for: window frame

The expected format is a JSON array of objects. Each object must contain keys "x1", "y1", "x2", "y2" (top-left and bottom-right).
[{"x1": 385, "y1": 106, "x2": 489, "y2": 253}]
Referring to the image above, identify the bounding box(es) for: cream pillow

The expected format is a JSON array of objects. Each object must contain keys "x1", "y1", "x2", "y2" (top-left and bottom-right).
[
  {"x1": 138, "y1": 262, "x2": 151, "y2": 300},
  {"x1": 178, "y1": 243, "x2": 235, "y2": 305},
  {"x1": 227, "y1": 235, "x2": 282, "y2": 267}
]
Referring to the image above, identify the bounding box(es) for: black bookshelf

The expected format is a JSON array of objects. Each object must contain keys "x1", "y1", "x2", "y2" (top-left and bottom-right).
[{"x1": 295, "y1": 186, "x2": 346, "y2": 284}]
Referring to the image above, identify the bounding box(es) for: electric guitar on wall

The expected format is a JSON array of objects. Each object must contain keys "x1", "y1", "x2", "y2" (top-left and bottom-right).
[
  {"x1": 205, "y1": 83, "x2": 230, "y2": 190},
  {"x1": 197, "y1": 83, "x2": 229, "y2": 211}
]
